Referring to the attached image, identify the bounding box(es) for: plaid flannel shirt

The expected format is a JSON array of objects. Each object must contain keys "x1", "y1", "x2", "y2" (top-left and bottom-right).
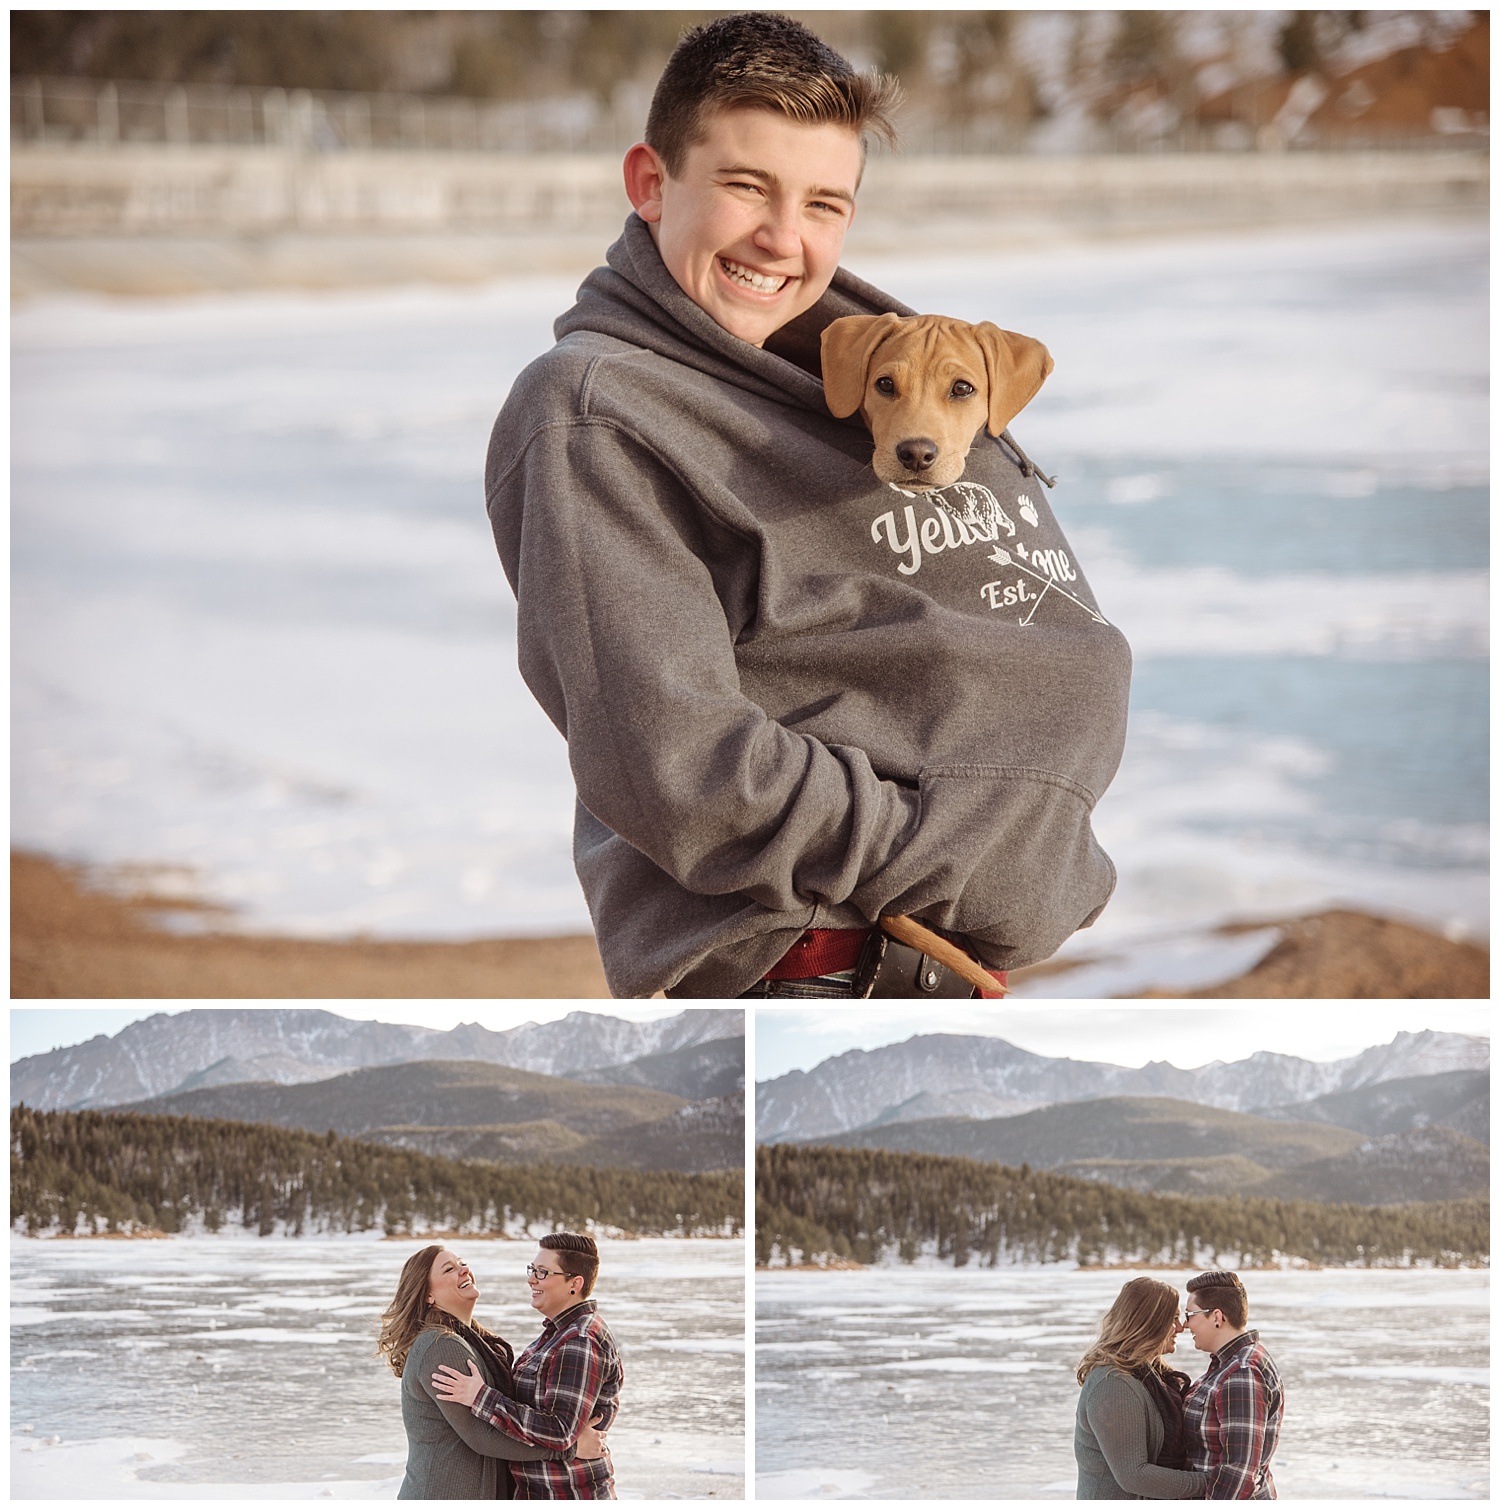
[
  {"x1": 470, "y1": 1300, "x2": 623, "y2": 1500},
  {"x1": 1185, "y1": 1329, "x2": 1284, "y2": 1499}
]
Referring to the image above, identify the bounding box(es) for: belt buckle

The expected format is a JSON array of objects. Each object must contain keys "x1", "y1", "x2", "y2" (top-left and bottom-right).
[{"x1": 855, "y1": 932, "x2": 973, "y2": 998}]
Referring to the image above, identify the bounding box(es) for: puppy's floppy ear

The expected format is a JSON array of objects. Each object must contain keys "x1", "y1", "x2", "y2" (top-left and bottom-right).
[
  {"x1": 974, "y1": 322, "x2": 1054, "y2": 438},
  {"x1": 820, "y1": 312, "x2": 904, "y2": 418}
]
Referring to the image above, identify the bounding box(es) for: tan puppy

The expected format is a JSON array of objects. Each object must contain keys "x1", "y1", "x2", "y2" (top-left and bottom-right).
[
  {"x1": 821, "y1": 310, "x2": 1034, "y2": 995},
  {"x1": 821, "y1": 312, "x2": 1053, "y2": 491}
]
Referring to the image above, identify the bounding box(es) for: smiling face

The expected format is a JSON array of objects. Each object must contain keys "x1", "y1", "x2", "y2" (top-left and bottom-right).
[
  {"x1": 624, "y1": 107, "x2": 862, "y2": 348},
  {"x1": 1182, "y1": 1299, "x2": 1222, "y2": 1353},
  {"x1": 427, "y1": 1249, "x2": 478, "y2": 1322},
  {"x1": 1160, "y1": 1314, "x2": 1183, "y2": 1357},
  {"x1": 527, "y1": 1247, "x2": 585, "y2": 1320}
]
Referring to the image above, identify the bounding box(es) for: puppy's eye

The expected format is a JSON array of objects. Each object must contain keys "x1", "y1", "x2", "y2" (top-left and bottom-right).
[
  {"x1": 874, "y1": 376, "x2": 897, "y2": 396},
  {"x1": 951, "y1": 380, "x2": 977, "y2": 399}
]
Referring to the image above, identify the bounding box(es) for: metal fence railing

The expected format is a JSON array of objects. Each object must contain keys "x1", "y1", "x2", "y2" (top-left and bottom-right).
[
  {"x1": 905, "y1": 117, "x2": 1491, "y2": 155},
  {"x1": 10, "y1": 76, "x2": 648, "y2": 153},
  {"x1": 10, "y1": 75, "x2": 1491, "y2": 156}
]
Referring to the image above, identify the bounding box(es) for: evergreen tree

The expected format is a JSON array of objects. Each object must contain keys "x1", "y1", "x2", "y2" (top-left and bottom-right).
[
  {"x1": 12, "y1": 1105, "x2": 742, "y2": 1240},
  {"x1": 755, "y1": 1143, "x2": 1487, "y2": 1269}
]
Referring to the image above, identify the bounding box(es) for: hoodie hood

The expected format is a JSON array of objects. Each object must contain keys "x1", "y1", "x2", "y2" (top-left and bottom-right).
[{"x1": 554, "y1": 211, "x2": 914, "y2": 414}]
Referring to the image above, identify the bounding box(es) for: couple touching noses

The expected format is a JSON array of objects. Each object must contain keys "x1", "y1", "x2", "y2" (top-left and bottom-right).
[
  {"x1": 380, "y1": 1234, "x2": 622, "y2": 1500},
  {"x1": 1076, "y1": 1269, "x2": 1284, "y2": 1500}
]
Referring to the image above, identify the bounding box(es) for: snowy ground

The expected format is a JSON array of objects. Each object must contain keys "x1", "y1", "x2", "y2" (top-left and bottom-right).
[
  {"x1": 12, "y1": 220, "x2": 1487, "y2": 985},
  {"x1": 755, "y1": 1264, "x2": 1489, "y2": 1499},
  {"x1": 11, "y1": 1233, "x2": 744, "y2": 1500}
]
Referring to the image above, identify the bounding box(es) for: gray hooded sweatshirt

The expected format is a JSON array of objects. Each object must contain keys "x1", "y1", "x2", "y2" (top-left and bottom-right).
[{"x1": 485, "y1": 214, "x2": 1131, "y2": 998}]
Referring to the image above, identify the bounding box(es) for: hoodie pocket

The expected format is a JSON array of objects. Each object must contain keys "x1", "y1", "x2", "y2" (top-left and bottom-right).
[{"x1": 850, "y1": 763, "x2": 1117, "y2": 972}]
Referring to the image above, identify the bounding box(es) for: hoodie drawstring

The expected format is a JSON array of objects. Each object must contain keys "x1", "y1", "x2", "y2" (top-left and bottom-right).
[{"x1": 995, "y1": 429, "x2": 1057, "y2": 489}]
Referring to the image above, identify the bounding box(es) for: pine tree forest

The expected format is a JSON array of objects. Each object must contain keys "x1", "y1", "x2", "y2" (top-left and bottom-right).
[
  {"x1": 757, "y1": 1143, "x2": 1488, "y2": 1270},
  {"x1": 11, "y1": 1105, "x2": 743, "y2": 1239}
]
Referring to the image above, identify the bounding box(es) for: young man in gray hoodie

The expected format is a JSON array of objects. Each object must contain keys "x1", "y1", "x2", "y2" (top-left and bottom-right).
[{"x1": 485, "y1": 13, "x2": 1132, "y2": 999}]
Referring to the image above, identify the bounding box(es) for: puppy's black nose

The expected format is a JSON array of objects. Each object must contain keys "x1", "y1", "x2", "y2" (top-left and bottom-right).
[{"x1": 895, "y1": 437, "x2": 939, "y2": 473}]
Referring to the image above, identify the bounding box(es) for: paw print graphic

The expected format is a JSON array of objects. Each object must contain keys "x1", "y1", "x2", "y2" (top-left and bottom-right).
[{"x1": 1017, "y1": 494, "x2": 1039, "y2": 527}]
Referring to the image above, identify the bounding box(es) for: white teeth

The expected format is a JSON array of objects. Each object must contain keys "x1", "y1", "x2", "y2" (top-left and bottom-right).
[{"x1": 720, "y1": 258, "x2": 788, "y2": 294}]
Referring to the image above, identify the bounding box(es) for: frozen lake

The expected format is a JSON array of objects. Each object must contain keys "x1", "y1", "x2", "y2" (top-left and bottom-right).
[
  {"x1": 755, "y1": 1265, "x2": 1489, "y2": 1500},
  {"x1": 12, "y1": 220, "x2": 1487, "y2": 976},
  {"x1": 11, "y1": 1233, "x2": 744, "y2": 1499}
]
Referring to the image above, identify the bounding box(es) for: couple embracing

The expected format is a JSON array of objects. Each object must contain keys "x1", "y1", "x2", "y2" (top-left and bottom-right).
[
  {"x1": 378, "y1": 1234, "x2": 622, "y2": 1499},
  {"x1": 1076, "y1": 1270, "x2": 1284, "y2": 1500}
]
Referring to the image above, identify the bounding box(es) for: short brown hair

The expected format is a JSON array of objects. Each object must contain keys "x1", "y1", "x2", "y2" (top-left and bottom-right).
[
  {"x1": 1187, "y1": 1269, "x2": 1249, "y2": 1328},
  {"x1": 541, "y1": 1232, "x2": 600, "y2": 1299},
  {"x1": 644, "y1": 12, "x2": 901, "y2": 177},
  {"x1": 1075, "y1": 1276, "x2": 1181, "y2": 1385}
]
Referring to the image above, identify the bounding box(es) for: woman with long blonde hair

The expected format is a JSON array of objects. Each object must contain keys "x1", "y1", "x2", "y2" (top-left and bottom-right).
[
  {"x1": 1074, "y1": 1276, "x2": 1207, "y2": 1499},
  {"x1": 378, "y1": 1245, "x2": 603, "y2": 1499}
]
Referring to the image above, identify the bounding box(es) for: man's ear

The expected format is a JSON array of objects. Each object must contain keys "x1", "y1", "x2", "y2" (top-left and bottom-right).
[
  {"x1": 820, "y1": 312, "x2": 903, "y2": 418},
  {"x1": 623, "y1": 142, "x2": 668, "y2": 222},
  {"x1": 974, "y1": 322, "x2": 1054, "y2": 437}
]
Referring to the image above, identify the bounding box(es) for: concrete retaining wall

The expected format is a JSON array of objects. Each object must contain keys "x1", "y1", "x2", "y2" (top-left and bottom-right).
[
  {"x1": 12, "y1": 144, "x2": 631, "y2": 236},
  {"x1": 12, "y1": 144, "x2": 1487, "y2": 296}
]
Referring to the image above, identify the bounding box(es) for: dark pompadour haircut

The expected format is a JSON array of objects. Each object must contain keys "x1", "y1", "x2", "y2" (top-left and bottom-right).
[
  {"x1": 1186, "y1": 1269, "x2": 1249, "y2": 1328},
  {"x1": 540, "y1": 1232, "x2": 600, "y2": 1298},
  {"x1": 644, "y1": 11, "x2": 900, "y2": 177}
]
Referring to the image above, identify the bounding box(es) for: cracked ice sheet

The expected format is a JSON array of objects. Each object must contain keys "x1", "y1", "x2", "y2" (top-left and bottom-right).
[
  {"x1": 10, "y1": 1436, "x2": 402, "y2": 1498},
  {"x1": 755, "y1": 1266, "x2": 1488, "y2": 1499},
  {"x1": 855, "y1": 222, "x2": 1488, "y2": 473}
]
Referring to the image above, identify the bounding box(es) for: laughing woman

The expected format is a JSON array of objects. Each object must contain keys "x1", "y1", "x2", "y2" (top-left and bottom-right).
[
  {"x1": 378, "y1": 1246, "x2": 602, "y2": 1499},
  {"x1": 1074, "y1": 1277, "x2": 1207, "y2": 1500}
]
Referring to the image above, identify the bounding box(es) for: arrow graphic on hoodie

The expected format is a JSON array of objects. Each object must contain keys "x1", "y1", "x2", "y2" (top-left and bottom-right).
[{"x1": 987, "y1": 547, "x2": 1109, "y2": 625}]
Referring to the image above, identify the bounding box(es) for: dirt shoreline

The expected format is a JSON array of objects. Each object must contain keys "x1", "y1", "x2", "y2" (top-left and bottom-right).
[
  {"x1": 10, "y1": 851, "x2": 610, "y2": 999},
  {"x1": 11, "y1": 850, "x2": 1488, "y2": 1000}
]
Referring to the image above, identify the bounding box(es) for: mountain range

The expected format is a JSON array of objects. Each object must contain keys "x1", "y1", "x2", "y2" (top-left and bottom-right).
[
  {"x1": 816, "y1": 1094, "x2": 1489, "y2": 1206},
  {"x1": 12, "y1": 1007, "x2": 742, "y2": 1111},
  {"x1": 12, "y1": 1008, "x2": 744, "y2": 1176},
  {"x1": 121, "y1": 1059, "x2": 684, "y2": 1138},
  {"x1": 756, "y1": 1029, "x2": 1487, "y2": 1209},
  {"x1": 571, "y1": 1035, "x2": 745, "y2": 1102},
  {"x1": 360, "y1": 1089, "x2": 745, "y2": 1175},
  {"x1": 755, "y1": 1029, "x2": 1488, "y2": 1143},
  {"x1": 114, "y1": 1060, "x2": 745, "y2": 1176},
  {"x1": 1257, "y1": 1069, "x2": 1488, "y2": 1145}
]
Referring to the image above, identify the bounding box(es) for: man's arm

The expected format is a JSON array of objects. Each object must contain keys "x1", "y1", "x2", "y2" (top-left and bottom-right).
[
  {"x1": 1203, "y1": 1365, "x2": 1270, "y2": 1499},
  {"x1": 470, "y1": 1331, "x2": 605, "y2": 1452},
  {"x1": 586, "y1": 1387, "x2": 618, "y2": 1434},
  {"x1": 413, "y1": 1334, "x2": 560, "y2": 1463},
  {"x1": 492, "y1": 415, "x2": 1109, "y2": 976},
  {"x1": 493, "y1": 417, "x2": 917, "y2": 917}
]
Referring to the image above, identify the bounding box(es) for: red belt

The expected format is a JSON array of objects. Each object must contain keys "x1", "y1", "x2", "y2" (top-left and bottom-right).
[
  {"x1": 766, "y1": 927, "x2": 1009, "y2": 997},
  {"x1": 765, "y1": 928, "x2": 872, "y2": 980}
]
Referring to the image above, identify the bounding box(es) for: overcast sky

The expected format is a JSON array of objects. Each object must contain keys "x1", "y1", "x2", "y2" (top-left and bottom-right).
[
  {"x1": 752, "y1": 1004, "x2": 1491, "y2": 1082},
  {"x1": 8, "y1": 1003, "x2": 685, "y2": 1063}
]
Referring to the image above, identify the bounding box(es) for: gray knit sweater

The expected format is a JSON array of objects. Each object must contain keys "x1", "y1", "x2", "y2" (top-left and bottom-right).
[
  {"x1": 1075, "y1": 1367, "x2": 1208, "y2": 1500},
  {"x1": 397, "y1": 1327, "x2": 560, "y2": 1500},
  {"x1": 486, "y1": 214, "x2": 1131, "y2": 998}
]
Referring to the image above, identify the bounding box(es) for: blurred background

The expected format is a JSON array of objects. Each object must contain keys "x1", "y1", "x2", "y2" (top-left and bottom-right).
[{"x1": 11, "y1": 10, "x2": 1489, "y2": 997}]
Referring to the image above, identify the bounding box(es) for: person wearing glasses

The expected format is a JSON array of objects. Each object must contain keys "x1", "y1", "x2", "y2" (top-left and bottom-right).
[
  {"x1": 377, "y1": 1245, "x2": 604, "y2": 1499},
  {"x1": 432, "y1": 1233, "x2": 623, "y2": 1499},
  {"x1": 1074, "y1": 1276, "x2": 1208, "y2": 1498},
  {"x1": 1181, "y1": 1270, "x2": 1284, "y2": 1499}
]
